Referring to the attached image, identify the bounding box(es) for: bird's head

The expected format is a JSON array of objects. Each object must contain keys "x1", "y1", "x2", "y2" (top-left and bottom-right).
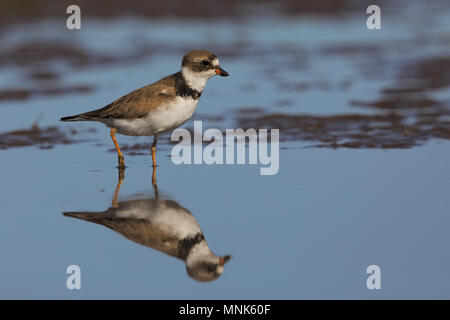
[
  {"x1": 186, "y1": 253, "x2": 232, "y2": 282},
  {"x1": 181, "y1": 50, "x2": 229, "y2": 91}
]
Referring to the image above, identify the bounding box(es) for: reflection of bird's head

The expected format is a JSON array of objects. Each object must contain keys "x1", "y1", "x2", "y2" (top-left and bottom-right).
[{"x1": 186, "y1": 249, "x2": 232, "y2": 282}]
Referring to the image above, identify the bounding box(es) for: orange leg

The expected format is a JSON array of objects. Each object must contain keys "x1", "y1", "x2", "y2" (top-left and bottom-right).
[
  {"x1": 112, "y1": 168, "x2": 125, "y2": 208},
  {"x1": 151, "y1": 134, "x2": 159, "y2": 196},
  {"x1": 151, "y1": 146, "x2": 156, "y2": 167},
  {"x1": 151, "y1": 134, "x2": 158, "y2": 168},
  {"x1": 152, "y1": 165, "x2": 157, "y2": 189},
  {"x1": 110, "y1": 128, "x2": 125, "y2": 168}
]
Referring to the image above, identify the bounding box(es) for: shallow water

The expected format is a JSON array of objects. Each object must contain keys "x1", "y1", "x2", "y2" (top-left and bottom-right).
[{"x1": 0, "y1": 2, "x2": 450, "y2": 298}]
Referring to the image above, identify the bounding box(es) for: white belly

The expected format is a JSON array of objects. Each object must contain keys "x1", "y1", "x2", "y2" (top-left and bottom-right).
[
  {"x1": 115, "y1": 200, "x2": 202, "y2": 239},
  {"x1": 107, "y1": 97, "x2": 199, "y2": 136}
]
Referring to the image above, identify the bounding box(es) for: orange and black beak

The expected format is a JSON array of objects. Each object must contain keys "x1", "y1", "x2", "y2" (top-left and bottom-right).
[
  {"x1": 219, "y1": 255, "x2": 232, "y2": 266},
  {"x1": 215, "y1": 68, "x2": 229, "y2": 77}
]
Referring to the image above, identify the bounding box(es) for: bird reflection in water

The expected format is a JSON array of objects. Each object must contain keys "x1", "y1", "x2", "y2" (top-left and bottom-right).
[{"x1": 64, "y1": 168, "x2": 232, "y2": 282}]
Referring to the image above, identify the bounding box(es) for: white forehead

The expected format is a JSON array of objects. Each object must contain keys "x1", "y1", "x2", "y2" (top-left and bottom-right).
[
  {"x1": 216, "y1": 265, "x2": 224, "y2": 274},
  {"x1": 211, "y1": 58, "x2": 220, "y2": 67}
]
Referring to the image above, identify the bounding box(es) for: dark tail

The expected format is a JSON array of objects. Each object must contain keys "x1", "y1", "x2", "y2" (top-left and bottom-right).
[
  {"x1": 63, "y1": 211, "x2": 115, "y2": 228},
  {"x1": 63, "y1": 211, "x2": 107, "y2": 224},
  {"x1": 63, "y1": 211, "x2": 95, "y2": 219},
  {"x1": 60, "y1": 115, "x2": 85, "y2": 122}
]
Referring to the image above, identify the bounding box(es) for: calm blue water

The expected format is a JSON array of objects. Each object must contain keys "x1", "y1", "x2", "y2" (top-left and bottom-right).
[
  {"x1": 2, "y1": 138, "x2": 449, "y2": 298},
  {"x1": 1, "y1": 4, "x2": 450, "y2": 298}
]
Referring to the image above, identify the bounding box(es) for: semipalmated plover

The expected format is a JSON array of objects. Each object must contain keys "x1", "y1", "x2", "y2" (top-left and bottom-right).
[
  {"x1": 60, "y1": 50, "x2": 229, "y2": 168},
  {"x1": 64, "y1": 179, "x2": 232, "y2": 282}
]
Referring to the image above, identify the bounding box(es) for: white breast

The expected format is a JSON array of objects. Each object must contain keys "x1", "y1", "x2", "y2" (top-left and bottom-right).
[
  {"x1": 116, "y1": 201, "x2": 202, "y2": 239},
  {"x1": 110, "y1": 96, "x2": 199, "y2": 136}
]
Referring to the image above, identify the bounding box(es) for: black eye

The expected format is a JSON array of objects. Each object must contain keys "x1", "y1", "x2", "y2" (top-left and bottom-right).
[{"x1": 202, "y1": 60, "x2": 209, "y2": 66}]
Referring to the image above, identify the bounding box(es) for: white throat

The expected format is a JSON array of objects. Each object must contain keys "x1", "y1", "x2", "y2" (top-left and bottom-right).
[{"x1": 182, "y1": 67, "x2": 210, "y2": 92}]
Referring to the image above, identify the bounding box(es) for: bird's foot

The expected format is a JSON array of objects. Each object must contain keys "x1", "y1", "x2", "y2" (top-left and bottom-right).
[
  {"x1": 117, "y1": 156, "x2": 126, "y2": 169},
  {"x1": 152, "y1": 165, "x2": 157, "y2": 188}
]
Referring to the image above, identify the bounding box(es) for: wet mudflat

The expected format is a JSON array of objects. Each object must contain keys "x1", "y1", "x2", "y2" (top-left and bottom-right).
[{"x1": 0, "y1": 0, "x2": 449, "y2": 298}]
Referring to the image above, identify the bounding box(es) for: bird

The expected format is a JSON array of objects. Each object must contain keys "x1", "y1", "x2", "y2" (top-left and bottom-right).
[
  {"x1": 60, "y1": 50, "x2": 229, "y2": 168},
  {"x1": 64, "y1": 197, "x2": 232, "y2": 282}
]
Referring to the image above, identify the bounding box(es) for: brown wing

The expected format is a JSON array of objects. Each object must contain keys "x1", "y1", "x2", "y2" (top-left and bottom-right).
[
  {"x1": 93, "y1": 218, "x2": 182, "y2": 258},
  {"x1": 74, "y1": 73, "x2": 178, "y2": 120},
  {"x1": 64, "y1": 212, "x2": 182, "y2": 259}
]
